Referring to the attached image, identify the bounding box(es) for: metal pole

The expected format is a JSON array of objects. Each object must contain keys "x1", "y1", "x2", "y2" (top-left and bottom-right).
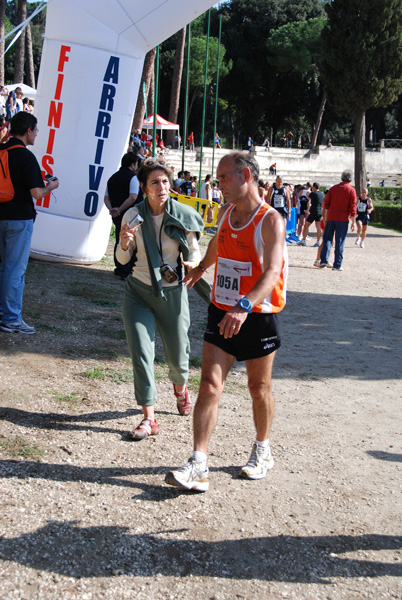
[
  {"x1": 212, "y1": 14, "x2": 222, "y2": 181},
  {"x1": 152, "y1": 45, "x2": 160, "y2": 156},
  {"x1": 182, "y1": 23, "x2": 191, "y2": 172},
  {"x1": 198, "y1": 9, "x2": 211, "y2": 195}
]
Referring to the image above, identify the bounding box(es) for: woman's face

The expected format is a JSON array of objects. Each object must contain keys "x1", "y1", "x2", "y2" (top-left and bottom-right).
[{"x1": 143, "y1": 168, "x2": 171, "y2": 210}]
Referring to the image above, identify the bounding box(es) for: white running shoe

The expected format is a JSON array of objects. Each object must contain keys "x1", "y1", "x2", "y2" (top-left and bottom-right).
[
  {"x1": 165, "y1": 457, "x2": 209, "y2": 492},
  {"x1": 297, "y1": 239, "x2": 306, "y2": 246},
  {"x1": 306, "y1": 235, "x2": 312, "y2": 241},
  {"x1": 0, "y1": 319, "x2": 36, "y2": 334},
  {"x1": 313, "y1": 241, "x2": 320, "y2": 247},
  {"x1": 360, "y1": 241, "x2": 364, "y2": 248},
  {"x1": 355, "y1": 237, "x2": 361, "y2": 245},
  {"x1": 239, "y1": 443, "x2": 274, "y2": 480},
  {"x1": 313, "y1": 260, "x2": 321, "y2": 268}
]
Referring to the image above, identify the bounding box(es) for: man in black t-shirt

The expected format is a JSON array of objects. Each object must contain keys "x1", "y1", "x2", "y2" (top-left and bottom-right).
[
  {"x1": 0, "y1": 112, "x2": 59, "y2": 334},
  {"x1": 297, "y1": 182, "x2": 324, "y2": 246},
  {"x1": 179, "y1": 171, "x2": 192, "y2": 196}
]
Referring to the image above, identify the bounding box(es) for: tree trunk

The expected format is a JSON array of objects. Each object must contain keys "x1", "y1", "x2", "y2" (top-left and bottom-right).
[
  {"x1": 147, "y1": 69, "x2": 154, "y2": 117},
  {"x1": 311, "y1": 92, "x2": 327, "y2": 149},
  {"x1": 133, "y1": 48, "x2": 157, "y2": 131},
  {"x1": 13, "y1": 0, "x2": 27, "y2": 83},
  {"x1": 167, "y1": 27, "x2": 186, "y2": 147},
  {"x1": 354, "y1": 107, "x2": 366, "y2": 197},
  {"x1": 0, "y1": 0, "x2": 6, "y2": 85},
  {"x1": 24, "y1": 23, "x2": 35, "y2": 88}
]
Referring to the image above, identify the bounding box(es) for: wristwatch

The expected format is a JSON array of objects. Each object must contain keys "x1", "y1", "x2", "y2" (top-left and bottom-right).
[{"x1": 238, "y1": 297, "x2": 252, "y2": 314}]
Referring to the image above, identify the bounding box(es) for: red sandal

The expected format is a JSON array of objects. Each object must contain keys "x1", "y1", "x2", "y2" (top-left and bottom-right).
[
  {"x1": 173, "y1": 384, "x2": 192, "y2": 416},
  {"x1": 128, "y1": 418, "x2": 159, "y2": 441}
]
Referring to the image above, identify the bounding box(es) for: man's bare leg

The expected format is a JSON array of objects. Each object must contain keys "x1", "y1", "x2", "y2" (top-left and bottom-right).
[
  {"x1": 165, "y1": 341, "x2": 234, "y2": 491},
  {"x1": 239, "y1": 351, "x2": 276, "y2": 480},
  {"x1": 315, "y1": 221, "x2": 322, "y2": 243},
  {"x1": 193, "y1": 341, "x2": 235, "y2": 453},
  {"x1": 245, "y1": 351, "x2": 276, "y2": 441}
]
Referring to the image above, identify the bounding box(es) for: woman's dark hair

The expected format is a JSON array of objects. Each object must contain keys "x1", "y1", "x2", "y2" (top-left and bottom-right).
[
  {"x1": 10, "y1": 111, "x2": 37, "y2": 136},
  {"x1": 137, "y1": 158, "x2": 173, "y2": 189}
]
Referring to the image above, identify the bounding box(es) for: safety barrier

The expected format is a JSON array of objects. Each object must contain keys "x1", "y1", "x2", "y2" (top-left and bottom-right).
[
  {"x1": 171, "y1": 192, "x2": 220, "y2": 228},
  {"x1": 286, "y1": 208, "x2": 299, "y2": 243}
]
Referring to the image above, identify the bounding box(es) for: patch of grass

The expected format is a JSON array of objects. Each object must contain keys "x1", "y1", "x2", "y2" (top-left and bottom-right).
[
  {"x1": 370, "y1": 222, "x2": 402, "y2": 234},
  {"x1": 55, "y1": 313, "x2": 68, "y2": 320},
  {"x1": 66, "y1": 282, "x2": 120, "y2": 307},
  {"x1": 108, "y1": 369, "x2": 133, "y2": 384},
  {"x1": 64, "y1": 346, "x2": 78, "y2": 355},
  {"x1": 87, "y1": 347, "x2": 121, "y2": 358},
  {"x1": 84, "y1": 366, "x2": 105, "y2": 380},
  {"x1": 187, "y1": 374, "x2": 201, "y2": 390},
  {"x1": 298, "y1": 372, "x2": 310, "y2": 379},
  {"x1": 51, "y1": 391, "x2": 82, "y2": 411},
  {"x1": 52, "y1": 391, "x2": 81, "y2": 403},
  {"x1": 25, "y1": 310, "x2": 41, "y2": 320},
  {"x1": 83, "y1": 366, "x2": 133, "y2": 384},
  {"x1": 89, "y1": 299, "x2": 119, "y2": 307},
  {"x1": 98, "y1": 328, "x2": 126, "y2": 340},
  {"x1": 189, "y1": 356, "x2": 202, "y2": 368},
  {"x1": 39, "y1": 324, "x2": 67, "y2": 334},
  {"x1": 0, "y1": 435, "x2": 44, "y2": 460}
]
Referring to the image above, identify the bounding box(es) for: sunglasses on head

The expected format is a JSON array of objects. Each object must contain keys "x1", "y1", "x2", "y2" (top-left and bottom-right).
[{"x1": 143, "y1": 157, "x2": 167, "y2": 167}]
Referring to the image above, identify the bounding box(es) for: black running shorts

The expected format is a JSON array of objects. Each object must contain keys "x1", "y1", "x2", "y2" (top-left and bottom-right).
[
  {"x1": 204, "y1": 303, "x2": 281, "y2": 361},
  {"x1": 306, "y1": 211, "x2": 322, "y2": 223}
]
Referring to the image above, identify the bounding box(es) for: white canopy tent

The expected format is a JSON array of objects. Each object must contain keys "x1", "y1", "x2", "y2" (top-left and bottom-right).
[{"x1": 6, "y1": 83, "x2": 37, "y2": 99}]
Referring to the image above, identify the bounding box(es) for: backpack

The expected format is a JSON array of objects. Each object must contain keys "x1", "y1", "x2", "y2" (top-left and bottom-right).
[{"x1": 0, "y1": 141, "x2": 25, "y2": 203}]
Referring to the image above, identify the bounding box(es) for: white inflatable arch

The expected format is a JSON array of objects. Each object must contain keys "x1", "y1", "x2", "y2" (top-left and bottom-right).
[{"x1": 30, "y1": 0, "x2": 215, "y2": 263}]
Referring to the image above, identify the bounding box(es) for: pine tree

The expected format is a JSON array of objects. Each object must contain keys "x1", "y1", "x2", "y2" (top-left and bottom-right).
[{"x1": 320, "y1": 0, "x2": 402, "y2": 194}]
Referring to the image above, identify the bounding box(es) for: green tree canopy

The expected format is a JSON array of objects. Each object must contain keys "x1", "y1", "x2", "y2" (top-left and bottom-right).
[
  {"x1": 320, "y1": 0, "x2": 402, "y2": 193},
  {"x1": 320, "y1": 0, "x2": 402, "y2": 116}
]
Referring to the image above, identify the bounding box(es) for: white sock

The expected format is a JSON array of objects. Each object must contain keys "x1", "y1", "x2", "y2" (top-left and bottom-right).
[
  {"x1": 255, "y1": 439, "x2": 270, "y2": 449},
  {"x1": 193, "y1": 451, "x2": 207, "y2": 466}
]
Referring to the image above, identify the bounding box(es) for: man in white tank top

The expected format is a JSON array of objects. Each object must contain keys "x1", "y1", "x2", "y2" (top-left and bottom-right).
[{"x1": 200, "y1": 174, "x2": 212, "y2": 201}]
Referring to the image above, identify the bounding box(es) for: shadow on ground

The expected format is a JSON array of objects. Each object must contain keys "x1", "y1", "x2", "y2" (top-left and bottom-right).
[{"x1": 0, "y1": 518, "x2": 400, "y2": 582}]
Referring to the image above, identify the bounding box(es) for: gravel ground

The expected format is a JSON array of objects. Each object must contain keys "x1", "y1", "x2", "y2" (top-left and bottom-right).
[{"x1": 0, "y1": 225, "x2": 401, "y2": 600}]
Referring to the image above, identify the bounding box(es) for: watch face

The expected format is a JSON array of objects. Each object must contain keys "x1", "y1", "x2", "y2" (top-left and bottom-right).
[{"x1": 239, "y1": 298, "x2": 252, "y2": 312}]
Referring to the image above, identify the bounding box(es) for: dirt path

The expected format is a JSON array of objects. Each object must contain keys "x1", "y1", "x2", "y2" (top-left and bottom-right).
[{"x1": 0, "y1": 225, "x2": 401, "y2": 600}]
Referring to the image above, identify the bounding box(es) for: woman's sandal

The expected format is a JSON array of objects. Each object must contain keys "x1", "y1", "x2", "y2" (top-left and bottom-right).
[
  {"x1": 173, "y1": 384, "x2": 192, "y2": 416},
  {"x1": 128, "y1": 417, "x2": 159, "y2": 440}
]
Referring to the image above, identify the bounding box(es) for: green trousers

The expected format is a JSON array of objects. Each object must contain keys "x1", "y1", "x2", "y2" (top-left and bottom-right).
[{"x1": 122, "y1": 276, "x2": 190, "y2": 406}]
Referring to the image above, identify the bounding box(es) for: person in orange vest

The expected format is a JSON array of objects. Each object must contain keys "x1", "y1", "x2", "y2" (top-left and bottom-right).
[{"x1": 166, "y1": 151, "x2": 288, "y2": 491}]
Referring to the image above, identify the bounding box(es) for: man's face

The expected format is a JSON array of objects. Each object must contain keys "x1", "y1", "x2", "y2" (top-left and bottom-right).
[
  {"x1": 217, "y1": 157, "x2": 246, "y2": 203},
  {"x1": 26, "y1": 125, "x2": 39, "y2": 146},
  {"x1": 275, "y1": 178, "x2": 283, "y2": 189}
]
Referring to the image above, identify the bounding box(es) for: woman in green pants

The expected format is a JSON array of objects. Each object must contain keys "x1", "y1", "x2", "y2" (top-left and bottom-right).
[{"x1": 117, "y1": 157, "x2": 204, "y2": 440}]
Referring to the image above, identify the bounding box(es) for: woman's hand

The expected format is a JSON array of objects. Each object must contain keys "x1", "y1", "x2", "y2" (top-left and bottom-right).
[{"x1": 120, "y1": 222, "x2": 136, "y2": 250}]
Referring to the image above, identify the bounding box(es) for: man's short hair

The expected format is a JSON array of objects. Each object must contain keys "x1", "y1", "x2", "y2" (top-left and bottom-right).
[
  {"x1": 341, "y1": 170, "x2": 353, "y2": 183},
  {"x1": 230, "y1": 151, "x2": 259, "y2": 182},
  {"x1": 10, "y1": 111, "x2": 37, "y2": 136},
  {"x1": 313, "y1": 182, "x2": 320, "y2": 189},
  {"x1": 121, "y1": 152, "x2": 141, "y2": 169}
]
